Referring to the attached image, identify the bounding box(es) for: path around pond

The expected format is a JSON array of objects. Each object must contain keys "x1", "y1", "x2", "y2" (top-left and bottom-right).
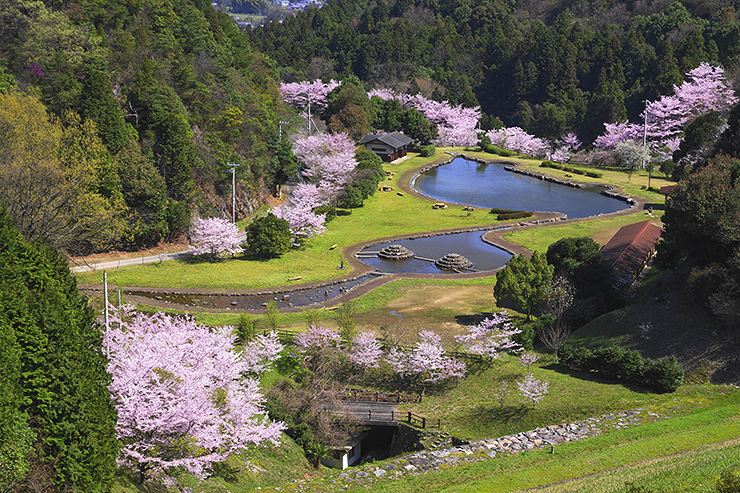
[{"x1": 77, "y1": 157, "x2": 652, "y2": 313}]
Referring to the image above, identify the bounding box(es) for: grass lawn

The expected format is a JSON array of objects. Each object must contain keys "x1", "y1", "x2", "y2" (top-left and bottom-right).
[
  {"x1": 74, "y1": 147, "x2": 670, "y2": 291},
  {"x1": 359, "y1": 387, "x2": 740, "y2": 493}
]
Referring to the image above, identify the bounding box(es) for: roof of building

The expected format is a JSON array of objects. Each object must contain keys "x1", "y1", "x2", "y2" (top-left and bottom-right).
[
  {"x1": 601, "y1": 220, "x2": 662, "y2": 285},
  {"x1": 358, "y1": 131, "x2": 413, "y2": 150}
]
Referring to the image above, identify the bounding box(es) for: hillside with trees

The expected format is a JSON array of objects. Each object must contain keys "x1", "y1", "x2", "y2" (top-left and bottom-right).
[
  {"x1": 249, "y1": 0, "x2": 740, "y2": 143},
  {"x1": 0, "y1": 0, "x2": 296, "y2": 254}
]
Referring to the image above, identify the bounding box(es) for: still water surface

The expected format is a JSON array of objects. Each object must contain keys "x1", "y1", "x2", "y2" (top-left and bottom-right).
[{"x1": 413, "y1": 158, "x2": 628, "y2": 219}]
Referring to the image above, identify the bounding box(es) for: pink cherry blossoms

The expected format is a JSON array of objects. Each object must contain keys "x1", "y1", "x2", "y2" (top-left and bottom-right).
[
  {"x1": 487, "y1": 126, "x2": 549, "y2": 157},
  {"x1": 103, "y1": 306, "x2": 285, "y2": 481},
  {"x1": 386, "y1": 330, "x2": 467, "y2": 383},
  {"x1": 349, "y1": 331, "x2": 384, "y2": 369},
  {"x1": 594, "y1": 63, "x2": 737, "y2": 159},
  {"x1": 517, "y1": 373, "x2": 549, "y2": 409},
  {"x1": 189, "y1": 216, "x2": 243, "y2": 258},
  {"x1": 369, "y1": 89, "x2": 480, "y2": 147},
  {"x1": 455, "y1": 311, "x2": 522, "y2": 360},
  {"x1": 279, "y1": 79, "x2": 341, "y2": 113},
  {"x1": 273, "y1": 133, "x2": 358, "y2": 240}
]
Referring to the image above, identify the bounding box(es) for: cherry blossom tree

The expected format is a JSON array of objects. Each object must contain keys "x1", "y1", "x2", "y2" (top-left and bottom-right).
[
  {"x1": 189, "y1": 216, "x2": 243, "y2": 258},
  {"x1": 518, "y1": 352, "x2": 539, "y2": 370},
  {"x1": 594, "y1": 63, "x2": 737, "y2": 158},
  {"x1": 349, "y1": 331, "x2": 384, "y2": 370},
  {"x1": 455, "y1": 312, "x2": 522, "y2": 362},
  {"x1": 103, "y1": 306, "x2": 284, "y2": 483},
  {"x1": 294, "y1": 324, "x2": 342, "y2": 352},
  {"x1": 280, "y1": 79, "x2": 341, "y2": 113},
  {"x1": 487, "y1": 127, "x2": 548, "y2": 157},
  {"x1": 387, "y1": 330, "x2": 466, "y2": 384},
  {"x1": 518, "y1": 373, "x2": 549, "y2": 409}
]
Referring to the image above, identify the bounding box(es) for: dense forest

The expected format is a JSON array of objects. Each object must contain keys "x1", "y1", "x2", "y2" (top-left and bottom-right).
[
  {"x1": 1, "y1": 0, "x2": 739, "y2": 255},
  {"x1": 250, "y1": 0, "x2": 740, "y2": 142},
  {"x1": 0, "y1": 0, "x2": 296, "y2": 254}
]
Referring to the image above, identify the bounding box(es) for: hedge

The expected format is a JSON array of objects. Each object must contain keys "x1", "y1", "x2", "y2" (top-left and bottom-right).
[
  {"x1": 559, "y1": 345, "x2": 684, "y2": 393},
  {"x1": 497, "y1": 211, "x2": 534, "y2": 220},
  {"x1": 540, "y1": 161, "x2": 603, "y2": 178},
  {"x1": 419, "y1": 144, "x2": 435, "y2": 157}
]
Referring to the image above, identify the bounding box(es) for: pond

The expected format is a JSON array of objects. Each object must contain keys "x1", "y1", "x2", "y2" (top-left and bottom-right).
[
  {"x1": 357, "y1": 230, "x2": 512, "y2": 274},
  {"x1": 412, "y1": 158, "x2": 629, "y2": 219}
]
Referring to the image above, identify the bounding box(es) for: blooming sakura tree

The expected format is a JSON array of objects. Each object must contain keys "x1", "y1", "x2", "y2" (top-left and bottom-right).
[
  {"x1": 240, "y1": 331, "x2": 285, "y2": 375},
  {"x1": 280, "y1": 79, "x2": 341, "y2": 114},
  {"x1": 518, "y1": 352, "x2": 539, "y2": 370},
  {"x1": 368, "y1": 89, "x2": 480, "y2": 146},
  {"x1": 455, "y1": 312, "x2": 522, "y2": 361},
  {"x1": 594, "y1": 63, "x2": 737, "y2": 160},
  {"x1": 387, "y1": 330, "x2": 467, "y2": 384},
  {"x1": 104, "y1": 306, "x2": 284, "y2": 483},
  {"x1": 294, "y1": 324, "x2": 342, "y2": 352},
  {"x1": 349, "y1": 331, "x2": 384, "y2": 370},
  {"x1": 189, "y1": 216, "x2": 243, "y2": 258},
  {"x1": 518, "y1": 373, "x2": 549, "y2": 409},
  {"x1": 487, "y1": 127, "x2": 548, "y2": 157},
  {"x1": 273, "y1": 133, "x2": 357, "y2": 240}
]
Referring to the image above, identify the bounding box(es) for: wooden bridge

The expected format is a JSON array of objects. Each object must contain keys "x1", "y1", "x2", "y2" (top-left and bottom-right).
[{"x1": 329, "y1": 401, "x2": 440, "y2": 428}]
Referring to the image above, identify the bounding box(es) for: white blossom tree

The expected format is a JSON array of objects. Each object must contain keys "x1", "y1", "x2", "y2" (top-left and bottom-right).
[{"x1": 189, "y1": 216, "x2": 243, "y2": 258}]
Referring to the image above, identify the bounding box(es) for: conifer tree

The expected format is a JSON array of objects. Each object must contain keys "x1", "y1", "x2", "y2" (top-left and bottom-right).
[{"x1": 0, "y1": 207, "x2": 118, "y2": 492}]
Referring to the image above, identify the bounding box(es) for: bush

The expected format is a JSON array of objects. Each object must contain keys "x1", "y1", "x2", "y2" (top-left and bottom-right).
[
  {"x1": 313, "y1": 205, "x2": 336, "y2": 222},
  {"x1": 497, "y1": 211, "x2": 533, "y2": 220},
  {"x1": 499, "y1": 149, "x2": 515, "y2": 157},
  {"x1": 540, "y1": 160, "x2": 556, "y2": 168},
  {"x1": 513, "y1": 321, "x2": 536, "y2": 351},
  {"x1": 717, "y1": 469, "x2": 740, "y2": 493},
  {"x1": 585, "y1": 171, "x2": 602, "y2": 178},
  {"x1": 246, "y1": 213, "x2": 292, "y2": 258},
  {"x1": 559, "y1": 345, "x2": 684, "y2": 392},
  {"x1": 418, "y1": 144, "x2": 435, "y2": 157},
  {"x1": 642, "y1": 356, "x2": 684, "y2": 393},
  {"x1": 490, "y1": 208, "x2": 525, "y2": 214}
]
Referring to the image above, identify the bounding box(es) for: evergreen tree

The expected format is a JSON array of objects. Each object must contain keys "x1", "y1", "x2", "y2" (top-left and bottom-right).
[
  {"x1": 494, "y1": 252, "x2": 554, "y2": 320},
  {"x1": 0, "y1": 206, "x2": 118, "y2": 492}
]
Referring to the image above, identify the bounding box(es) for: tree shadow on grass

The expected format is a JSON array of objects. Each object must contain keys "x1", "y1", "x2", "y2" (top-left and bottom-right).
[
  {"x1": 541, "y1": 363, "x2": 653, "y2": 394},
  {"x1": 461, "y1": 403, "x2": 530, "y2": 426}
]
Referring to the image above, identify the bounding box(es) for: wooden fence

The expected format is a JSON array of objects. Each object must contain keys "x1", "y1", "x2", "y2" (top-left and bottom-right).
[{"x1": 337, "y1": 408, "x2": 440, "y2": 429}]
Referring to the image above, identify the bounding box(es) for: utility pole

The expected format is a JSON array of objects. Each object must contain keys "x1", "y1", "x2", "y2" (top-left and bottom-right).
[
  {"x1": 227, "y1": 162, "x2": 240, "y2": 223},
  {"x1": 643, "y1": 100, "x2": 651, "y2": 189},
  {"x1": 103, "y1": 270, "x2": 109, "y2": 331},
  {"x1": 307, "y1": 89, "x2": 312, "y2": 135},
  {"x1": 279, "y1": 121, "x2": 289, "y2": 141}
]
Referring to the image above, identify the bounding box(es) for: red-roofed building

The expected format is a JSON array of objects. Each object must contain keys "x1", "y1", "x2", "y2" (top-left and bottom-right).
[{"x1": 601, "y1": 220, "x2": 663, "y2": 289}]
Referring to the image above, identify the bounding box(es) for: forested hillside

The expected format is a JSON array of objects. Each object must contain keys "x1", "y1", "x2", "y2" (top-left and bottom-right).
[
  {"x1": 249, "y1": 0, "x2": 740, "y2": 143},
  {"x1": 0, "y1": 0, "x2": 295, "y2": 254}
]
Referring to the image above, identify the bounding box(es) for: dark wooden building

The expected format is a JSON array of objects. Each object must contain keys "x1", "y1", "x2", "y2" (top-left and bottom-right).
[{"x1": 358, "y1": 132, "x2": 414, "y2": 162}]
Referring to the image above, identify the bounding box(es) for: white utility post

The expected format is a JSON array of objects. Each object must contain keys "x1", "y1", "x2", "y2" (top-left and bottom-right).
[
  {"x1": 642, "y1": 100, "x2": 651, "y2": 189},
  {"x1": 279, "y1": 121, "x2": 289, "y2": 141},
  {"x1": 227, "y1": 162, "x2": 240, "y2": 223},
  {"x1": 103, "y1": 270, "x2": 109, "y2": 331}
]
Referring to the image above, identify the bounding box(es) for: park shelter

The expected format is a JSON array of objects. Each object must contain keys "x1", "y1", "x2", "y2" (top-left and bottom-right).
[
  {"x1": 358, "y1": 132, "x2": 414, "y2": 162},
  {"x1": 601, "y1": 220, "x2": 662, "y2": 289}
]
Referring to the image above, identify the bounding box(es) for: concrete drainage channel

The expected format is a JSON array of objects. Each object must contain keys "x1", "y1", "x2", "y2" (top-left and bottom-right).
[{"x1": 283, "y1": 405, "x2": 686, "y2": 491}]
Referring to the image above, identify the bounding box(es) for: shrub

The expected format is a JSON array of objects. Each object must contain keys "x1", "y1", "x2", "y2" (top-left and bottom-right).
[
  {"x1": 246, "y1": 213, "x2": 292, "y2": 258},
  {"x1": 418, "y1": 144, "x2": 435, "y2": 157},
  {"x1": 497, "y1": 211, "x2": 533, "y2": 220},
  {"x1": 585, "y1": 171, "x2": 603, "y2": 178},
  {"x1": 642, "y1": 356, "x2": 684, "y2": 393},
  {"x1": 512, "y1": 321, "x2": 536, "y2": 351},
  {"x1": 313, "y1": 205, "x2": 336, "y2": 222},
  {"x1": 490, "y1": 208, "x2": 525, "y2": 214},
  {"x1": 559, "y1": 345, "x2": 684, "y2": 393},
  {"x1": 717, "y1": 469, "x2": 740, "y2": 493},
  {"x1": 540, "y1": 160, "x2": 556, "y2": 168},
  {"x1": 499, "y1": 149, "x2": 515, "y2": 157}
]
